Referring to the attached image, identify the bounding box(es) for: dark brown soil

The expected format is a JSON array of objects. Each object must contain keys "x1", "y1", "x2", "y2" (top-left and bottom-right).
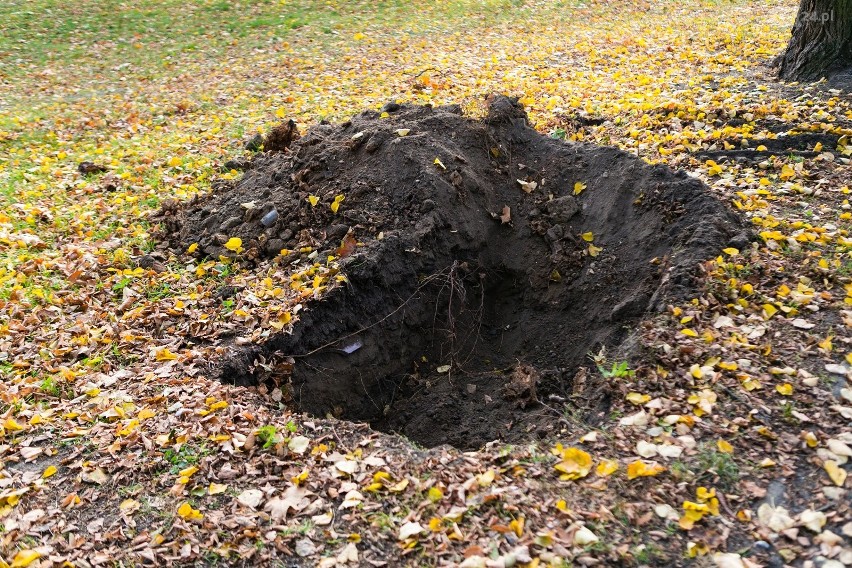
[{"x1": 157, "y1": 96, "x2": 750, "y2": 449}]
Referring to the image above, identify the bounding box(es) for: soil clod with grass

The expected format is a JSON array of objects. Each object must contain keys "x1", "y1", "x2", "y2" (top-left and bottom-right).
[{"x1": 159, "y1": 95, "x2": 749, "y2": 448}]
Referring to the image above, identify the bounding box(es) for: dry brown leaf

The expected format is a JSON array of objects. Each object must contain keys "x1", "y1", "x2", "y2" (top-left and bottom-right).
[
  {"x1": 236, "y1": 488, "x2": 264, "y2": 509},
  {"x1": 500, "y1": 206, "x2": 511, "y2": 224},
  {"x1": 265, "y1": 485, "x2": 309, "y2": 522}
]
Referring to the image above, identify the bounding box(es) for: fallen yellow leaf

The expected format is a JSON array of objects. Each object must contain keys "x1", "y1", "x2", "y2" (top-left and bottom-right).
[
  {"x1": 178, "y1": 465, "x2": 198, "y2": 479},
  {"x1": 119, "y1": 498, "x2": 141, "y2": 513},
  {"x1": 138, "y1": 408, "x2": 156, "y2": 420},
  {"x1": 177, "y1": 501, "x2": 203, "y2": 521},
  {"x1": 686, "y1": 541, "x2": 709, "y2": 557},
  {"x1": 3, "y1": 417, "x2": 24, "y2": 432},
  {"x1": 291, "y1": 469, "x2": 309, "y2": 485},
  {"x1": 554, "y1": 447, "x2": 592, "y2": 480},
  {"x1": 803, "y1": 431, "x2": 818, "y2": 447},
  {"x1": 10, "y1": 549, "x2": 41, "y2": 567},
  {"x1": 224, "y1": 237, "x2": 242, "y2": 252},
  {"x1": 477, "y1": 469, "x2": 496, "y2": 486},
  {"x1": 595, "y1": 459, "x2": 618, "y2": 477},
  {"x1": 824, "y1": 460, "x2": 847, "y2": 486},
  {"x1": 427, "y1": 487, "x2": 443, "y2": 502},
  {"x1": 626, "y1": 460, "x2": 665, "y2": 480},
  {"x1": 626, "y1": 392, "x2": 650, "y2": 405},
  {"x1": 330, "y1": 194, "x2": 345, "y2": 214},
  {"x1": 155, "y1": 348, "x2": 179, "y2": 361},
  {"x1": 706, "y1": 160, "x2": 722, "y2": 176}
]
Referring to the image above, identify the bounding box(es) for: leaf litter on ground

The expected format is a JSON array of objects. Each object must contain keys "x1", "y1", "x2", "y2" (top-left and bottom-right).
[{"x1": 0, "y1": 0, "x2": 850, "y2": 566}]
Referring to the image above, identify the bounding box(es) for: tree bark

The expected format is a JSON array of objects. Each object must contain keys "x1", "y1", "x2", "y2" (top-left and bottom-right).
[{"x1": 777, "y1": 0, "x2": 852, "y2": 81}]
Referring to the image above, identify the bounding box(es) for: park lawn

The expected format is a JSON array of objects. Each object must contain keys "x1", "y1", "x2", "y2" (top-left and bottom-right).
[{"x1": 1, "y1": 0, "x2": 851, "y2": 566}]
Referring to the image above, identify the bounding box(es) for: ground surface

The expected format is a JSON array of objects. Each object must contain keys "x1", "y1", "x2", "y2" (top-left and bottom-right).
[{"x1": 0, "y1": 1, "x2": 851, "y2": 567}]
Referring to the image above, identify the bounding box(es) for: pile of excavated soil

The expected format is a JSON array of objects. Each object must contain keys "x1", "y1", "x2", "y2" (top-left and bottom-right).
[{"x1": 157, "y1": 96, "x2": 750, "y2": 449}]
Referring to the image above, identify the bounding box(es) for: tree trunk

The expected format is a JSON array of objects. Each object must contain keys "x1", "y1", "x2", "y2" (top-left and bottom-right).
[{"x1": 777, "y1": 0, "x2": 852, "y2": 81}]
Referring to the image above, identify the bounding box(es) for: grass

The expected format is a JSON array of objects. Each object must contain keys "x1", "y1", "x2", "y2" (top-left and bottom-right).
[
  {"x1": 39, "y1": 376, "x2": 61, "y2": 397},
  {"x1": 1, "y1": 1, "x2": 305, "y2": 76},
  {"x1": 367, "y1": 512, "x2": 396, "y2": 534},
  {"x1": 598, "y1": 360, "x2": 636, "y2": 380},
  {"x1": 780, "y1": 401, "x2": 797, "y2": 423},
  {"x1": 667, "y1": 444, "x2": 740, "y2": 491},
  {"x1": 117, "y1": 483, "x2": 143, "y2": 497},
  {"x1": 279, "y1": 520, "x2": 314, "y2": 537},
  {"x1": 633, "y1": 543, "x2": 666, "y2": 564},
  {"x1": 695, "y1": 445, "x2": 740, "y2": 490},
  {"x1": 145, "y1": 281, "x2": 172, "y2": 301},
  {"x1": 0, "y1": 0, "x2": 543, "y2": 106},
  {"x1": 162, "y1": 443, "x2": 212, "y2": 474}
]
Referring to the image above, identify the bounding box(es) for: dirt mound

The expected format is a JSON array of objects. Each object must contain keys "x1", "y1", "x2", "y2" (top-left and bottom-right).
[{"x1": 158, "y1": 96, "x2": 749, "y2": 449}]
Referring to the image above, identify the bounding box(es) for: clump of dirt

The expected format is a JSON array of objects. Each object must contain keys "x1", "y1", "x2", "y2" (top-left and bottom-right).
[
  {"x1": 263, "y1": 119, "x2": 301, "y2": 153},
  {"x1": 158, "y1": 95, "x2": 749, "y2": 449}
]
